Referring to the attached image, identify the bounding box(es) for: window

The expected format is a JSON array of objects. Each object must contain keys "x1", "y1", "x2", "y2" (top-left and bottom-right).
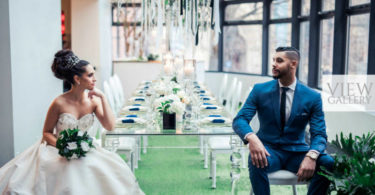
[
  {"x1": 319, "y1": 18, "x2": 334, "y2": 87},
  {"x1": 222, "y1": 2, "x2": 263, "y2": 73},
  {"x1": 223, "y1": 25, "x2": 262, "y2": 74},
  {"x1": 301, "y1": 0, "x2": 311, "y2": 16},
  {"x1": 322, "y1": 0, "x2": 335, "y2": 11},
  {"x1": 347, "y1": 13, "x2": 370, "y2": 75},
  {"x1": 299, "y1": 21, "x2": 310, "y2": 84},
  {"x1": 225, "y1": 3, "x2": 262, "y2": 21},
  {"x1": 268, "y1": 23, "x2": 291, "y2": 75},
  {"x1": 271, "y1": 0, "x2": 292, "y2": 19},
  {"x1": 112, "y1": 4, "x2": 144, "y2": 60},
  {"x1": 112, "y1": 6, "x2": 142, "y2": 23},
  {"x1": 350, "y1": 0, "x2": 370, "y2": 6}
]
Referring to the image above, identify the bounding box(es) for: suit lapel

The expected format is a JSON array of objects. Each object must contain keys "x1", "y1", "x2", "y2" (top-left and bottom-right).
[
  {"x1": 286, "y1": 81, "x2": 301, "y2": 127},
  {"x1": 272, "y1": 81, "x2": 281, "y2": 129}
]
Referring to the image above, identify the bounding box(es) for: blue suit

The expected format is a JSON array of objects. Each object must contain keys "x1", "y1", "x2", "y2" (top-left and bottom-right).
[{"x1": 233, "y1": 79, "x2": 334, "y2": 195}]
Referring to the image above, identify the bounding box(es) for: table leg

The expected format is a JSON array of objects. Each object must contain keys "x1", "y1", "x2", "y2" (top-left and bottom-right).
[{"x1": 230, "y1": 135, "x2": 242, "y2": 195}]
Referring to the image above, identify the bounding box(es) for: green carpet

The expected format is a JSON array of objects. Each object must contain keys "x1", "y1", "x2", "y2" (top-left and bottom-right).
[{"x1": 130, "y1": 136, "x2": 308, "y2": 195}]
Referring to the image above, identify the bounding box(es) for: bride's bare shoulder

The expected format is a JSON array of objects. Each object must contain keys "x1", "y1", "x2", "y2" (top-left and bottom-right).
[{"x1": 51, "y1": 93, "x2": 69, "y2": 108}]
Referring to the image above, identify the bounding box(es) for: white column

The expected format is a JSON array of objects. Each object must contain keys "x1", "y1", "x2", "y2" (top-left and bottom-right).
[
  {"x1": 71, "y1": 0, "x2": 112, "y2": 89},
  {"x1": 0, "y1": 0, "x2": 14, "y2": 166},
  {"x1": 0, "y1": 0, "x2": 62, "y2": 166}
]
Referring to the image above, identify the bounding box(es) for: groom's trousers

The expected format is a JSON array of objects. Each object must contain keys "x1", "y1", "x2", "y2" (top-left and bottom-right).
[{"x1": 248, "y1": 145, "x2": 334, "y2": 195}]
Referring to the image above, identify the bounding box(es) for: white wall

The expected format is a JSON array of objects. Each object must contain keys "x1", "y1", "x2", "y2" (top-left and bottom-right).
[
  {"x1": 205, "y1": 72, "x2": 375, "y2": 141},
  {"x1": 113, "y1": 61, "x2": 163, "y2": 100},
  {"x1": 71, "y1": 0, "x2": 112, "y2": 89},
  {"x1": 0, "y1": 0, "x2": 62, "y2": 166},
  {"x1": 99, "y1": 0, "x2": 113, "y2": 85}
]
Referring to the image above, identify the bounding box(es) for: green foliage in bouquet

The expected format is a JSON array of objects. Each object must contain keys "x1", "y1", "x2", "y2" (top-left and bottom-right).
[
  {"x1": 56, "y1": 128, "x2": 95, "y2": 160},
  {"x1": 172, "y1": 88, "x2": 180, "y2": 94},
  {"x1": 319, "y1": 132, "x2": 375, "y2": 194},
  {"x1": 157, "y1": 100, "x2": 172, "y2": 114},
  {"x1": 171, "y1": 76, "x2": 178, "y2": 83},
  {"x1": 147, "y1": 54, "x2": 159, "y2": 61}
]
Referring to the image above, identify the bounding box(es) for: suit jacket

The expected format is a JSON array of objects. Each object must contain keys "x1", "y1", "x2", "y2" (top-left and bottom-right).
[{"x1": 232, "y1": 79, "x2": 327, "y2": 153}]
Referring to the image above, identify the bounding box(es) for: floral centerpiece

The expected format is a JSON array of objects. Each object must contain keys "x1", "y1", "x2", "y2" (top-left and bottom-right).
[
  {"x1": 56, "y1": 128, "x2": 95, "y2": 160},
  {"x1": 154, "y1": 95, "x2": 185, "y2": 129},
  {"x1": 177, "y1": 91, "x2": 191, "y2": 104}
]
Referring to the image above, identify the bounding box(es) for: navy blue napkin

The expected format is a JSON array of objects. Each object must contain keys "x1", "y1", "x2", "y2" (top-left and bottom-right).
[
  {"x1": 122, "y1": 119, "x2": 135, "y2": 123},
  {"x1": 208, "y1": 115, "x2": 222, "y2": 117},
  {"x1": 212, "y1": 119, "x2": 225, "y2": 123},
  {"x1": 130, "y1": 108, "x2": 140, "y2": 111},
  {"x1": 126, "y1": 115, "x2": 137, "y2": 118},
  {"x1": 206, "y1": 106, "x2": 217, "y2": 109}
]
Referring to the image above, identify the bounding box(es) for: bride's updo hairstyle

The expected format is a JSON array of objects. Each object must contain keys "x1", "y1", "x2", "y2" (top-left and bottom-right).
[{"x1": 51, "y1": 50, "x2": 89, "y2": 87}]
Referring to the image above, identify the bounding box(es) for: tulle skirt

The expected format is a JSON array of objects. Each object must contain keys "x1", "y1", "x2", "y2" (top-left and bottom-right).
[{"x1": 0, "y1": 140, "x2": 144, "y2": 195}]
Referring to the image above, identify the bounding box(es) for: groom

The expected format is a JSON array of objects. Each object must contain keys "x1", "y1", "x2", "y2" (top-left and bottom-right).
[{"x1": 233, "y1": 47, "x2": 334, "y2": 195}]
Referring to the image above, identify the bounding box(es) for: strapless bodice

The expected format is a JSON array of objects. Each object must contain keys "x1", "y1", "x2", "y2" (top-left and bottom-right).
[{"x1": 55, "y1": 113, "x2": 95, "y2": 136}]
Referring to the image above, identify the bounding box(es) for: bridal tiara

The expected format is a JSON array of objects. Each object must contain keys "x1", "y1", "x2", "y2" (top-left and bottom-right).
[{"x1": 65, "y1": 55, "x2": 80, "y2": 68}]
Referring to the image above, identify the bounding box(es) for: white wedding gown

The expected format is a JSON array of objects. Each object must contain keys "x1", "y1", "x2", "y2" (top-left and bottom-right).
[{"x1": 0, "y1": 113, "x2": 145, "y2": 195}]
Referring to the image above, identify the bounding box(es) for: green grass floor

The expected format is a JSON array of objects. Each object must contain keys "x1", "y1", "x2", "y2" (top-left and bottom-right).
[{"x1": 129, "y1": 136, "x2": 308, "y2": 195}]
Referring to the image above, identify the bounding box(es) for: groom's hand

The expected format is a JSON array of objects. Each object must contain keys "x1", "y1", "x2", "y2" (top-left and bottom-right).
[
  {"x1": 297, "y1": 157, "x2": 316, "y2": 182},
  {"x1": 247, "y1": 134, "x2": 270, "y2": 169}
]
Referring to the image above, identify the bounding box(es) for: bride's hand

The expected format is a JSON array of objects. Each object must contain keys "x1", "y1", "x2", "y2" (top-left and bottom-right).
[{"x1": 88, "y1": 88, "x2": 105, "y2": 99}]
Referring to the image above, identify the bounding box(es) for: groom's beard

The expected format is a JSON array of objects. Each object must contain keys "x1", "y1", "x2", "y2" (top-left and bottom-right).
[{"x1": 272, "y1": 66, "x2": 290, "y2": 80}]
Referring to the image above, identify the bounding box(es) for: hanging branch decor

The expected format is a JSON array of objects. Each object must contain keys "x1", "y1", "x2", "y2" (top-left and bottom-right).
[{"x1": 116, "y1": 0, "x2": 219, "y2": 59}]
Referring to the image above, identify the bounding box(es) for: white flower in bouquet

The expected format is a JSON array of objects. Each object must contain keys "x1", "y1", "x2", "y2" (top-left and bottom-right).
[
  {"x1": 81, "y1": 141, "x2": 90, "y2": 152},
  {"x1": 155, "y1": 95, "x2": 185, "y2": 114},
  {"x1": 67, "y1": 142, "x2": 78, "y2": 150},
  {"x1": 171, "y1": 82, "x2": 181, "y2": 89},
  {"x1": 169, "y1": 101, "x2": 185, "y2": 114},
  {"x1": 71, "y1": 153, "x2": 78, "y2": 159},
  {"x1": 177, "y1": 91, "x2": 191, "y2": 104},
  {"x1": 78, "y1": 130, "x2": 84, "y2": 137},
  {"x1": 370, "y1": 158, "x2": 375, "y2": 164},
  {"x1": 154, "y1": 83, "x2": 167, "y2": 95},
  {"x1": 165, "y1": 94, "x2": 180, "y2": 103},
  {"x1": 182, "y1": 96, "x2": 191, "y2": 104},
  {"x1": 177, "y1": 91, "x2": 186, "y2": 99}
]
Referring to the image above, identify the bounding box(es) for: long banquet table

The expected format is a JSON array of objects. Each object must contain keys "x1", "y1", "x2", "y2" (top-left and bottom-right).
[{"x1": 105, "y1": 79, "x2": 244, "y2": 194}]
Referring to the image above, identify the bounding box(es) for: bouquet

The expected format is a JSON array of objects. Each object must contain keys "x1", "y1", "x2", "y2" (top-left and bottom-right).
[
  {"x1": 56, "y1": 128, "x2": 95, "y2": 160},
  {"x1": 154, "y1": 94, "x2": 185, "y2": 114}
]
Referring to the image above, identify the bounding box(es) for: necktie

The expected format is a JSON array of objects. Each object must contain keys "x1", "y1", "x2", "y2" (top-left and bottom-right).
[{"x1": 280, "y1": 87, "x2": 289, "y2": 132}]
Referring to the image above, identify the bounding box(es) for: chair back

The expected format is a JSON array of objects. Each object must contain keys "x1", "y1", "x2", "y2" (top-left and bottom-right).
[
  {"x1": 113, "y1": 74, "x2": 125, "y2": 106},
  {"x1": 240, "y1": 86, "x2": 253, "y2": 109},
  {"x1": 218, "y1": 74, "x2": 228, "y2": 104},
  {"x1": 230, "y1": 81, "x2": 242, "y2": 116},
  {"x1": 109, "y1": 77, "x2": 121, "y2": 112},
  {"x1": 224, "y1": 77, "x2": 238, "y2": 112},
  {"x1": 103, "y1": 80, "x2": 116, "y2": 115}
]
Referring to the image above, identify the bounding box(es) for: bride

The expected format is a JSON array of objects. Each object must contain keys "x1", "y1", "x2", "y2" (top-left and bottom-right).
[{"x1": 0, "y1": 50, "x2": 144, "y2": 195}]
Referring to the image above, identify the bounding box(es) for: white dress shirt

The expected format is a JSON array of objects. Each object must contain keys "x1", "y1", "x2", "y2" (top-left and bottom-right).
[{"x1": 278, "y1": 78, "x2": 297, "y2": 123}]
